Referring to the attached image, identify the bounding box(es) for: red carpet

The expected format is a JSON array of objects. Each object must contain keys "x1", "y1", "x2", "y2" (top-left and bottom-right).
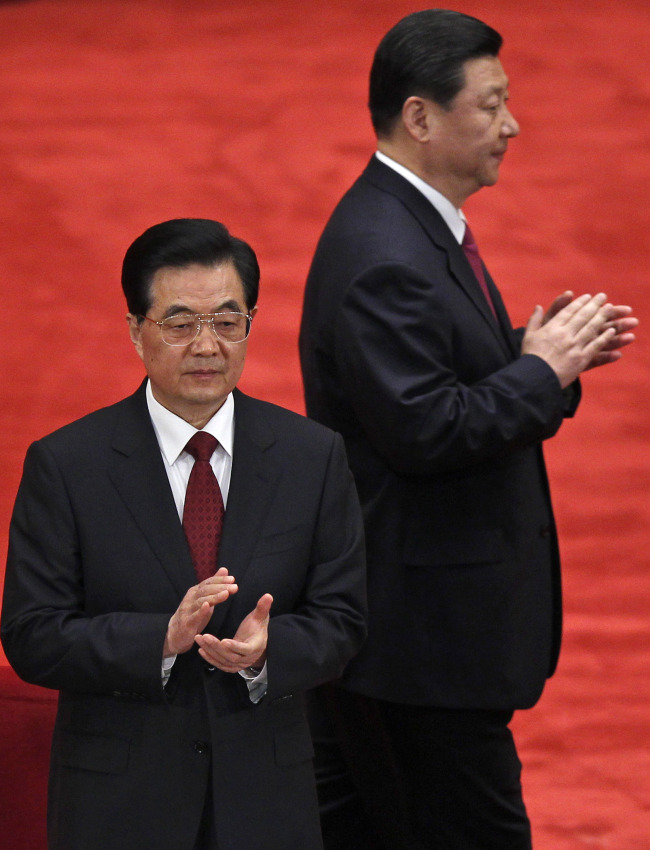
[{"x1": 1, "y1": 1, "x2": 648, "y2": 847}]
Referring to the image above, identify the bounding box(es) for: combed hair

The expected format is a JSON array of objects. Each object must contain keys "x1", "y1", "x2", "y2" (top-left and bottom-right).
[
  {"x1": 369, "y1": 9, "x2": 503, "y2": 136},
  {"x1": 121, "y1": 218, "x2": 260, "y2": 316}
]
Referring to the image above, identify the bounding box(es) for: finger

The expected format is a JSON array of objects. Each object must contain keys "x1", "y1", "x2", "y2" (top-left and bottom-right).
[
  {"x1": 255, "y1": 594, "x2": 274, "y2": 618},
  {"x1": 543, "y1": 291, "x2": 574, "y2": 323},
  {"x1": 583, "y1": 325, "x2": 617, "y2": 358},
  {"x1": 587, "y1": 350, "x2": 623, "y2": 369},
  {"x1": 194, "y1": 636, "x2": 225, "y2": 661},
  {"x1": 605, "y1": 304, "x2": 634, "y2": 320},
  {"x1": 551, "y1": 293, "x2": 592, "y2": 325},
  {"x1": 197, "y1": 642, "x2": 250, "y2": 670},
  {"x1": 525, "y1": 304, "x2": 544, "y2": 334},
  {"x1": 190, "y1": 600, "x2": 215, "y2": 626},
  {"x1": 209, "y1": 589, "x2": 235, "y2": 605},
  {"x1": 197, "y1": 584, "x2": 238, "y2": 606},
  {"x1": 566, "y1": 300, "x2": 617, "y2": 347},
  {"x1": 195, "y1": 634, "x2": 251, "y2": 657},
  {"x1": 196, "y1": 646, "x2": 234, "y2": 670},
  {"x1": 605, "y1": 317, "x2": 639, "y2": 334},
  {"x1": 195, "y1": 633, "x2": 220, "y2": 650},
  {"x1": 215, "y1": 638, "x2": 254, "y2": 658},
  {"x1": 561, "y1": 293, "x2": 609, "y2": 330},
  {"x1": 199, "y1": 571, "x2": 237, "y2": 590},
  {"x1": 177, "y1": 601, "x2": 214, "y2": 642},
  {"x1": 600, "y1": 332, "x2": 636, "y2": 352}
]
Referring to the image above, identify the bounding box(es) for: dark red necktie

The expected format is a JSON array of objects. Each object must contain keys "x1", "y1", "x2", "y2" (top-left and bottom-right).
[
  {"x1": 182, "y1": 432, "x2": 224, "y2": 582},
  {"x1": 462, "y1": 224, "x2": 498, "y2": 320}
]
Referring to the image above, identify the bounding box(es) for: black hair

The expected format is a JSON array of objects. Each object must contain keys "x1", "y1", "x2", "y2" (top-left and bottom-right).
[
  {"x1": 121, "y1": 218, "x2": 260, "y2": 316},
  {"x1": 369, "y1": 9, "x2": 503, "y2": 136}
]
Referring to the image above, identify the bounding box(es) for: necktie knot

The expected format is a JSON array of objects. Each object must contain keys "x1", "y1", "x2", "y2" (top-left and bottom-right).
[
  {"x1": 185, "y1": 432, "x2": 218, "y2": 463},
  {"x1": 462, "y1": 224, "x2": 479, "y2": 254}
]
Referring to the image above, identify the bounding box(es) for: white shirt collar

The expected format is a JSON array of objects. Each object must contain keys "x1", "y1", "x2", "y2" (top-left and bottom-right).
[
  {"x1": 145, "y1": 380, "x2": 235, "y2": 465},
  {"x1": 375, "y1": 150, "x2": 467, "y2": 244}
]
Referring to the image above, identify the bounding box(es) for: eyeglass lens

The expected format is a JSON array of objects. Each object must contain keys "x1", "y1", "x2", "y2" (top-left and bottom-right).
[{"x1": 161, "y1": 313, "x2": 250, "y2": 345}]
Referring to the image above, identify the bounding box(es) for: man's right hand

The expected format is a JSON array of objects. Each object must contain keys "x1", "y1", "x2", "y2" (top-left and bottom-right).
[
  {"x1": 522, "y1": 292, "x2": 620, "y2": 388},
  {"x1": 163, "y1": 567, "x2": 238, "y2": 657}
]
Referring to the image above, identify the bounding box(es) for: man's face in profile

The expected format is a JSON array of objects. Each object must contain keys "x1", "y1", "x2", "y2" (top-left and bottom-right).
[{"x1": 423, "y1": 55, "x2": 520, "y2": 204}]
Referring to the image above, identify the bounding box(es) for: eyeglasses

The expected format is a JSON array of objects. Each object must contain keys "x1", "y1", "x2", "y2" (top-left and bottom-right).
[{"x1": 141, "y1": 312, "x2": 253, "y2": 346}]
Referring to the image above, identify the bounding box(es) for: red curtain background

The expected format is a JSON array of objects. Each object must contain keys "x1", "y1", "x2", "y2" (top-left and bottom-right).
[{"x1": 1, "y1": 1, "x2": 648, "y2": 847}]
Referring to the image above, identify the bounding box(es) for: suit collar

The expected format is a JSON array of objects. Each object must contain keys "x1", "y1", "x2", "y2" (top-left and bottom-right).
[
  {"x1": 145, "y1": 381, "x2": 235, "y2": 467},
  {"x1": 362, "y1": 156, "x2": 517, "y2": 356},
  {"x1": 374, "y1": 151, "x2": 465, "y2": 242}
]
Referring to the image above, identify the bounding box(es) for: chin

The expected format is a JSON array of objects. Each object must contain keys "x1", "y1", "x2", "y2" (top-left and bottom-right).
[{"x1": 480, "y1": 171, "x2": 500, "y2": 188}]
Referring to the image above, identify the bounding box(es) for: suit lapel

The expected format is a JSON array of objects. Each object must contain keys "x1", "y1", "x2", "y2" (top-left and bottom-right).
[
  {"x1": 363, "y1": 157, "x2": 514, "y2": 359},
  {"x1": 483, "y1": 269, "x2": 521, "y2": 359},
  {"x1": 108, "y1": 385, "x2": 196, "y2": 599},
  {"x1": 208, "y1": 389, "x2": 282, "y2": 635}
]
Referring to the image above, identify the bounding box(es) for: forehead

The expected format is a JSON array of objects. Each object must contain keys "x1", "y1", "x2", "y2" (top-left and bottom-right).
[
  {"x1": 456, "y1": 56, "x2": 509, "y2": 101},
  {"x1": 149, "y1": 262, "x2": 246, "y2": 313}
]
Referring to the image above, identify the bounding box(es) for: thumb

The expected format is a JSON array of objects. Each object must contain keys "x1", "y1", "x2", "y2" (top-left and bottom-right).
[
  {"x1": 526, "y1": 304, "x2": 544, "y2": 334},
  {"x1": 255, "y1": 593, "x2": 273, "y2": 620}
]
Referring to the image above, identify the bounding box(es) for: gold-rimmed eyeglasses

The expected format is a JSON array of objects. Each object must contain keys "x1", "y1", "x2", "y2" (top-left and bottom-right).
[{"x1": 140, "y1": 312, "x2": 253, "y2": 346}]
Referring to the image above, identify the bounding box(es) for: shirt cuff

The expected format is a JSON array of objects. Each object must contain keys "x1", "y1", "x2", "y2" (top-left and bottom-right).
[
  {"x1": 161, "y1": 654, "x2": 177, "y2": 686},
  {"x1": 238, "y1": 661, "x2": 268, "y2": 704}
]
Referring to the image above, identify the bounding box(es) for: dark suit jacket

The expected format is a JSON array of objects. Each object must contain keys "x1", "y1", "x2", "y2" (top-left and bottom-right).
[
  {"x1": 299, "y1": 155, "x2": 575, "y2": 712},
  {"x1": 1, "y1": 384, "x2": 366, "y2": 850}
]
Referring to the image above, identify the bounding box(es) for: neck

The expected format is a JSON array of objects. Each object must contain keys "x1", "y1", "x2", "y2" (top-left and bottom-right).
[{"x1": 376, "y1": 140, "x2": 470, "y2": 209}]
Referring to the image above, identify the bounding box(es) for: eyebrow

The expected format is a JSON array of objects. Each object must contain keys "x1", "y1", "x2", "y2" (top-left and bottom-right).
[
  {"x1": 481, "y1": 83, "x2": 509, "y2": 97},
  {"x1": 163, "y1": 298, "x2": 245, "y2": 318}
]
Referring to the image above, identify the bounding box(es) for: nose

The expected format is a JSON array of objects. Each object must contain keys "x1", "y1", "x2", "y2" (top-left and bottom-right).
[
  {"x1": 189, "y1": 319, "x2": 221, "y2": 353},
  {"x1": 502, "y1": 106, "x2": 520, "y2": 138}
]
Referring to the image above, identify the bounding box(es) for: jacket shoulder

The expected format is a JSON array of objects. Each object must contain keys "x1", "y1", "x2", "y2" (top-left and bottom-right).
[{"x1": 33, "y1": 391, "x2": 143, "y2": 458}]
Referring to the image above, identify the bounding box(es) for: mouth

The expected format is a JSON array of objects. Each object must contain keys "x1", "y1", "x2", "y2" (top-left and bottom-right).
[{"x1": 185, "y1": 369, "x2": 221, "y2": 378}]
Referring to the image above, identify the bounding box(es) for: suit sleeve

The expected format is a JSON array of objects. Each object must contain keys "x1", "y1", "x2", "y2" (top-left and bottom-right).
[
  {"x1": 1, "y1": 439, "x2": 170, "y2": 701},
  {"x1": 335, "y1": 262, "x2": 569, "y2": 476},
  {"x1": 264, "y1": 433, "x2": 367, "y2": 700},
  {"x1": 512, "y1": 324, "x2": 582, "y2": 418}
]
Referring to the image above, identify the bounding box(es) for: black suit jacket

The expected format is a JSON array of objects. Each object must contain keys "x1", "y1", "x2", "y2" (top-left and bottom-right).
[
  {"x1": 300, "y1": 155, "x2": 575, "y2": 711},
  {"x1": 1, "y1": 384, "x2": 366, "y2": 850}
]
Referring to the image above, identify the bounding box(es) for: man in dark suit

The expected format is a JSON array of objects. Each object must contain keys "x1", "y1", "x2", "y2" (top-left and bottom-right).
[
  {"x1": 299, "y1": 9, "x2": 637, "y2": 849},
  {"x1": 1, "y1": 218, "x2": 367, "y2": 850}
]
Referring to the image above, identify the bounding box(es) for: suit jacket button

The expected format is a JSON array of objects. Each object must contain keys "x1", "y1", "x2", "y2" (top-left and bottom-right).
[
  {"x1": 205, "y1": 666, "x2": 216, "y2": 673},
  {"x1": 540, "y1": 524, "x2": 552, "y2": 538},
  {"x1": 194, "y1": 741, "x2": 210, "y2": 755}
]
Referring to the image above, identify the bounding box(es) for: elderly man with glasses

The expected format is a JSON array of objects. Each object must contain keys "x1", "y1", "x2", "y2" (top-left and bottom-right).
[{"x1": 2, "y1": 218, "x2": 367, "y2": 850}]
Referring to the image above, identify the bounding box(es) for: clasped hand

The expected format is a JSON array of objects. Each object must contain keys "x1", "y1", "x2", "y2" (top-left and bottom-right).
[
  {"x1": 522, "y1": 291, "x2": 638, "y2": 388},
  {"x1": 163, "y1": 566, "x2": 272, "y2": 673}
]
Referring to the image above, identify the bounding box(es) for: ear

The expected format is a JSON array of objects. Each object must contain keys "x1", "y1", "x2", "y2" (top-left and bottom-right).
[
  {"x1": 402, "y1": 96, "x2": 437, "y2": 143},
  {"x1": 249, "y1": 305, "x2": 258, "y2": 320},
  {"x1": 126, "y1": 314, "x2": 145, "y2": 361}
]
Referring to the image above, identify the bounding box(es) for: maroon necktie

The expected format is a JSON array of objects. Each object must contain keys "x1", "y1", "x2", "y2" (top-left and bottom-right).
[
  {"x1": 462, "y1": 224, "x2": 498, "y2": 320},
  {"x1": 182, "y1": 432, "x2": 224, "y2": 582}
]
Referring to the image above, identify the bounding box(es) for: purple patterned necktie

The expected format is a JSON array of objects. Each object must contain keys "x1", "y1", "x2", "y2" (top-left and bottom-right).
[
  {"x1": 182, "y1": 432, "x2": 224, "y2": 582},
  {"x1": 462, "y1": 224, "x2": 498, "y2": 320}
]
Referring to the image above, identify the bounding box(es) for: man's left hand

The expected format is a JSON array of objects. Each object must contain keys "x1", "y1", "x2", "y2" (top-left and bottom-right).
[{"x1": 194, "y1": 593, "x2": 273, "y2": 673}]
